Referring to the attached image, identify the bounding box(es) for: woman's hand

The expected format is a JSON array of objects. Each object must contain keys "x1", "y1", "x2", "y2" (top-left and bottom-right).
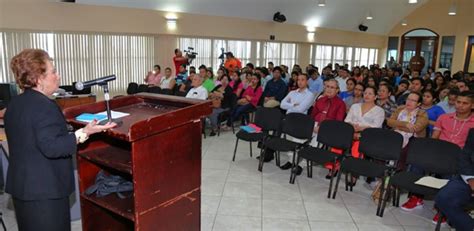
[
  {"x1": 83, "y1": 120, "x2": 117, "y2": 136},
  {"x1": 405, "y1": 123, "x2": 415, "y2": 132}
]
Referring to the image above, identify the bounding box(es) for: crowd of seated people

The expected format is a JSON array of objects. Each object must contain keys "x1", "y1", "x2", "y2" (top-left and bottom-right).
[{"x1": 128, "y1": 59, "x2": 474, "y2": 228}]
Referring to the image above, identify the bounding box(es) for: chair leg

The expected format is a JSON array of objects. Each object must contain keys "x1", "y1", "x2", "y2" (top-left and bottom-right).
[
  {"x1": 258, "y1": 147, "x2": 265, "y2": 172},
  {"x1": 327, "y1": 161, "x2": 336, "y2": 198},
  {"x1": 332, "y1": 166, "x2": 343, "y2": 199},
  {"x1": 376, "y1": 176, "x2": 387, "y2": 217},
  {"x1": 231, "y1": 122, "x2": 235, "y2": 134},
  {"x1": 391, "y1": 187, "x2": 397, "y2": 206},
  {"x1": 249, "y1": 142, "x2": 253, "y2": 157},
  {"x1": 232, "y1": 138, "x2": 239, "y2": 161},
  {"x1": 435, "y1": 212, "x2": 444, "y2": 231},
  {"x1": 379, "y1": 184, "x2": 391, "y2": 217},
  {"x1": 395, "y1": 187, "x2": 401, "y2": 207},
  {"x1": 307, "y1": 161, "x2": 312, "y2": 178},
  {"x1": 349, "y1": 173, "x2": 354, "y2": 192},
  {"x1": 217, "y1": 124, "x2": 221, "y2": 137},
  {"x1": 275, "y1": 151, "x2": 280, "y2": 167},
  {"x1": 289, "y1": 151, "x2": 298, "y2": 184},
  {"x1": 344, "y1": 172, "x2": 349, "y2": 191}
]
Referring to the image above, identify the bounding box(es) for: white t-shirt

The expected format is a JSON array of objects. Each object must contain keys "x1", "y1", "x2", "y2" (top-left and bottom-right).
[
  {"x1": 345, "y1": 103, "x2": 385, "y2": 128},
  {"x1": 185, "y1": 85, "x2": 208, "y2": 100},
  {"x1": 160, "y1": 76, "x2": 173, "y2": 89},
  {"x1": 335, "y1": 77, "x2": 348, "y2": 92}
]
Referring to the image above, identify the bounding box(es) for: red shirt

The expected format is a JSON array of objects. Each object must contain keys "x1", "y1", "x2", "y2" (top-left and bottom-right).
[
  {"x1": 173, "y1": 56, "x2": 187, "y2": 75},
  {"x1": 310, "y1": 95, "x2": 346, "y2": 124},
  {"x1": 434, "y1": 113, "x2": 474, "y2": 148}
]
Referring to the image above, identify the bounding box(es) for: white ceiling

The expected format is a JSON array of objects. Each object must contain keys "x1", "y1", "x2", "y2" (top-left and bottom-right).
[{"x1": 76, "y1": 0, "x2": 429, "y2": 35}]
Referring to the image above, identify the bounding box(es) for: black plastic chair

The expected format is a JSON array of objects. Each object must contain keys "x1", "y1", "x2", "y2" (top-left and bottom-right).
[
  {"x1": 378, "y1": 138, "x2": 462, "y2": 217},
  {"x1": 217, "y1": 94, "x2": 238, "y2": 136},
  {"x1": 232, "y1": 107, "x2": 283, "y2": 162},
  {"x1": 333, "y1": 128, "x2": 403, "y2": 215},
  {"x1": 259, "y1": 113, "x2": 314, "y2": 173},
  {"x1": 293, "y1": 120, "x2": 354, "y2": 197}
]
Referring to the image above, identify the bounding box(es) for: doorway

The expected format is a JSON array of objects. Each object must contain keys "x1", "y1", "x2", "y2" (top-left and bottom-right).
[{"x1": 399, "y1": 29, "x2": 439, "y2": 74}]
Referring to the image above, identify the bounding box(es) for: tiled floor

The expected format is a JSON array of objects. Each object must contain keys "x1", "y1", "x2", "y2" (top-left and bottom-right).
[{"x1": 1, "y1": 130, "x2": 453, "y2": 230}]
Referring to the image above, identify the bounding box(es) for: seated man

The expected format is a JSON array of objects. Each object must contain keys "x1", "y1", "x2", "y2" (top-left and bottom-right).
[
  {"x1": 307, "y1": 68, "x2": 324, "y2": 95},
  {"x1": 437, "y1": 89, "x2": 459, "y2": 113},
  {"x1": 175, "y1": 64, "x2": 188, "y2": 86},
  {"x1": 401, "y1": 91, "x2": 474, "y2": 223},
  {"x1": 159, "y1": 67, "x2": 176, "y2": 91},
  {"x1": 435, "y1": 128, "x2": 474, "y2": 231},
  {"x1": 185, "y1": 74, "x2": 208, "y2": 100},
  {"x1": 279, "y1": 74, "x2": 316, "y2": 173},
  {"x1": 261, "y1": 66, "x2": 287, "y2": 108},
  {"x1": 396, "y1": 77, "x2": 424, "y2": 106},
  {"x1": 144, "y1": 64, "x2": 163, "y2": 86}
]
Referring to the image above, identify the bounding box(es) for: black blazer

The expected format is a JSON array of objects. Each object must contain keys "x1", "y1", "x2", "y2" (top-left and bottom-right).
[
  {"x1": 459, "y1": 128, "x2": 474, "y2": 176},
  {"x1": 4, "y1": 89, "x2": 76, "y2": 200}
]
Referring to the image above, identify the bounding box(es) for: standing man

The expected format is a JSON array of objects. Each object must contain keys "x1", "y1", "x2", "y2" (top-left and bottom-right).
[
  {"x1": 223, "y1": 52, "x2": 242, "y2": 76},
  {"x1": 173, "y1": 48, "x2": 188, "y2": 76}
]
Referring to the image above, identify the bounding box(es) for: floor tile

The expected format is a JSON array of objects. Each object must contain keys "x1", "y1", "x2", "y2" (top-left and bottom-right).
[
  {"x1": 262, "y1": 199, "x2": 307, "y2": 220},
  {"x1": 304, "y1": 201, "x2": 353, "y2": 222},
  {"x1": 309, "y1": 221, "x2": 358, "y2": 231},
  {"x1": 263, "y1": 218, "x2": 311, "y2": 231},
  {"x1": 213, "y1": 215, "x2": 261, "y2": 231},
  {"x1": 217, "y1": 197, "x2": 262, "y2": 216},
  {"x1": 223, "y1": 182, "x2": 262, "y2": 199}
]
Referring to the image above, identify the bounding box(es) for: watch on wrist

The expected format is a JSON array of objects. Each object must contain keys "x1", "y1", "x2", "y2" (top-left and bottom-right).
[{"x1": 75, "y1": 128, "x2": 89, "y2": 143}]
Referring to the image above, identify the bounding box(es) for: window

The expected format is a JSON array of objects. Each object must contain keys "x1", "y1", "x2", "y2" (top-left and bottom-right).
[
  {"x1": 1, "y1": 31, "x2": 155, "y2": 92},
  {"x1": 314, "y1": 45, "x2": 332, "y2": 69},
  {"x1": 387, "y1": 37, "x2": 399, "y2": 65},
  {"x1": 345, "y1": 47, "x2": 353, "y2": 69},
  {"x1": 263, "y1": 42, "x2": 297, "y2": 68},
  {"x1": 332, "y1": 46, "x2": 345, "y2": 65},
  {"x1": 178, "y1": 37, "x2": 212, "y2": 68},
  {"x1": 439, "y1": 36, "x2": 455, "y2": 69}
]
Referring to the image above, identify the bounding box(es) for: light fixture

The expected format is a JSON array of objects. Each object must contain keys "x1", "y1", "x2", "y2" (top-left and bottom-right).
[
  {"x1": 401, "y1": 19, "x2": 408, "y2": 26},
  {"x1": 448, "y1": 1, "x2": 457, "y2": 16},
  {"x1": 366, "y1": 10, "x2": 373, "y2": 20},
  {"x1": 317, "y1": 0, "x2": 326, "y2": 7},
  {"x1": 166, "y1": 18, "x2": 177, "y2": 30},
  {"x1": 408, "y1": 0, "x2": 417, "y2": 4},
  {"x1": 306, "y1": 26, "x2": 315, "y2": 41},
  {"x1": 165, "y1": 14, "x2": 178, "y2": 30}
]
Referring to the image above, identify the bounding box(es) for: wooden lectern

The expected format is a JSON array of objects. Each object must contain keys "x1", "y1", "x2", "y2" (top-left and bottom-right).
[{"x1": 63, "y1": 93, "x2": 212, "y2": 231}]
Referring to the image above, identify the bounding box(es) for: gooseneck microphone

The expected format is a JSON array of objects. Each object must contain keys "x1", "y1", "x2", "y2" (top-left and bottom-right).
[{"x1": 75, "y1": 75, "x2": 116, "y2": 91}]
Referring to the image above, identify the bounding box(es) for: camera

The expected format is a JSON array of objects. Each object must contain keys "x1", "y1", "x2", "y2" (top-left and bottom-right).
[{"x1": 184, "y1": 47, "x2": 198, "y2": 65}]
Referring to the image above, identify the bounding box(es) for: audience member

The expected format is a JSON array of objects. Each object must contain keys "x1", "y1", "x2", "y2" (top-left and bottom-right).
[
  {"x1": 377, "y1": 84, "x2": 397, "y2": 121},
  {"x1": 229, "y1": 71, "x2": 244, "y2": 97},
  {"x1": 287, "y1": 71, "x2": 299, "y2": 92},
  {"x1": 437, "y1": 89, "x2": 459, "y2": 113},
  {"x1": 208, "y1": 75, "x2": 234, "y2": 136},
  {"x1": 344, "y1": 83, "x2": 364, "y2": 111},
  {"x1": 397, "y1": 78, "x2": 424, "y2": 105},
  {"x1": 420, "y1": 89, "x2": 445, "y2": 136},
  {"x1": 262, "y1": 66, "x2": 287, "y2": 108},
  {"x1": 308, "y1": 68, "x2": 324, "y2": 95},
  {"x1": 185, "y1": 74, "x2": 208, "y2": 100},
  {"x1": 435, "y1": 128, "x2": 474, "y2": 231},
  {"x1": 223, "y1": 52, "x2": 242, "y2": 76},
  {"x1": 175, "y1": 64, "x2": 188, "y2": 86},
  {"x1": 225, "y1": 74, "x2": 262, "y2": 128},
  {"x1": 159, "y1": 67, "x2": 176, "y2": 90},
  {"x1": 335, "y1": 68, "x2": 350, "y2": 92},
  {"x1": 339, "y1": 78, "x2": 356, "y2": 100},
  {"x1": 173, "y1": 48, "x2": 188, "y2": 75},
  {"x1": 178, "y1": 73, "x2": 194, "y2": 95},
  {"x1": 197, "y1": 65, "x2": 215, "y2": 92},
  {"x1": 144, "y1": 64, "x2": 163, "y2": 85}
]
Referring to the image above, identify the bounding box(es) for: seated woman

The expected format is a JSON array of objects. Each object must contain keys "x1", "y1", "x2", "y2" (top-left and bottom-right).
[
  {"x1": 224, "y1": 74, "x2": 262, "y2": 129},
  {"x1": 344, "y1": 82, "x2": 364, "y2": 111},
  {"x1": 420, "y1": 89, "x2": 445, "y2": 137},
  {"x1": 377, "y1": 84, "x2": 398, "y2": 124},
  {"x1": 229, "y1": 71, "x2": 244, "y2": 97},
  {"x1": 387, "y1": 92, "x2": 429, "y2": 162},
  {"x1": 395, "y1": 80, "x2": 410, "y2": 102},
  {"x1": 339, "y1": 78, "x2": 356, "y2": 100},
  {"x1": 208, "y1": 75, "x2": 234, "y2": 136},
  {"x1": 287, "y1": 71, "x2": 299, "y2": 92}
]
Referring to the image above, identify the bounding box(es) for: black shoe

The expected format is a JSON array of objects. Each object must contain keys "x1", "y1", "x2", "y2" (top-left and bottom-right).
[
  {"x1": 325, "y1": 170, "x2": 338, "y2": 180},
  {"x1": 280, "y1": 162, "x2": 293, "y2": 170},
  {"x1": 263, "y1": 155, "x2": 274, "y2": 163},
  {"x1": 292, "y1": 166, "x2": 303, "y2": 176},
  {"x1": 209, "y1": 131, "x2": 216, "y2": 136}
]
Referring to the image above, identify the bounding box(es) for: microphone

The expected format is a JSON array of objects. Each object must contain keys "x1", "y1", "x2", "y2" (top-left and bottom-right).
[{"x1": 75, "y1": 75, "x2": 116, "y2": 91}]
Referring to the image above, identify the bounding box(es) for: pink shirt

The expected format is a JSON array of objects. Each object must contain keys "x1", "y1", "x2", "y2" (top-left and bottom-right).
[
  {"x1": 145, "y1": 72, "x2": 163, "y2": 85},
  {"x1": 242, "y1": 86, "x2": 263, "y2": 107},
  {"x1": 229, "y1": 81, "x2": 244, "y2": 95},
  {"x1": 434, "y1": 113, "x2": 474, "y2": 148}
]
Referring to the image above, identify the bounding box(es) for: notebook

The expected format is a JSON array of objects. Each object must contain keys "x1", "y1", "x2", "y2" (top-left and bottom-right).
[
  {"x1": 76, "y1": 111, "x2": 130, "y2": 123},
  {"x1": 240, "y1": 123, "x2": 262, "y2": 133},
  {"x1": 414, "y1": 176, "x2": 449, "y2": 189}
]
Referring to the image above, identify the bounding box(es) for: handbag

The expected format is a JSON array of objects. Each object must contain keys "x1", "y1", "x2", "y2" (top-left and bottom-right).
[{"x1": 85, "y1": 170, "x2": 133, "y2": 199}]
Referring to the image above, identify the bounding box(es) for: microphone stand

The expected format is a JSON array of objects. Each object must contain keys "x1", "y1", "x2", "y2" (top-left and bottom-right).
[{"x1": 98, "y1": 82, "x2": 123, "y2": 126}]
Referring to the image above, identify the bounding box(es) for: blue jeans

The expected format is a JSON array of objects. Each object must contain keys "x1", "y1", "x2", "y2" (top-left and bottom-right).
[
  {"x1": 435, "y1": 176, "x2": 474, "y2": 231},
  {"x1": 227, "y1": 104, "x2": 254, "y2": 126}
]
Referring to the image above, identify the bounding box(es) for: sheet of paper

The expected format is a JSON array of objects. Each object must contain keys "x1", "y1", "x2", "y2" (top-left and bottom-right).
[
  {"x1": 96, "y1": 110, "x2": 130, "y2": 120},
  {"x1": 414, "y1": 176, "x2": 449, "y2": 189}
]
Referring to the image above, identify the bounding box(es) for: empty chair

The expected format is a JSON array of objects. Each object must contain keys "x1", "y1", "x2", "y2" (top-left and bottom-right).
[
  {"x1": 293, "y1": 120, "x2": 354, "y2": 197},
  {"x1": 126, "y1": 82, "x2": 139, "y2": 95},
  {"x1": 232, "y1": 107, "x2": 283, "y2": 162},
  {"x1": 259, "y1": 113, "x2": 314, "y2": 173},
  {"x1": 378, "y1": 138, "x2": 462, "y2": 217}
]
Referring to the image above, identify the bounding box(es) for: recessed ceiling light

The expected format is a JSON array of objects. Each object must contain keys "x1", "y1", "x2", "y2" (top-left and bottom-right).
[
  {"x1": 448, "y1": 2, "x2": 457, "y2": 15},
  {"x1": 366, "y1": 11, "x2": 373, "y2": 20},
  {"x1": 401, "y1": 19, "x2": 408, "y2": 26},
  {"x1": 318, "y1": 0, "x2": 326, "y2": 7},
  {"x1": 408, "y1": 0, "x2": 417, "y2": 4}
]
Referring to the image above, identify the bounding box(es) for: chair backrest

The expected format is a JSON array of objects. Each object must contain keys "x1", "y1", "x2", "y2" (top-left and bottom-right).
[
  {"x1": 359, "y1": 128, "x2": 404, "y2": 161},
  {"x1": 138, "y1": 84, "x2": 149, "y2": 93},
  {"x1": 127, "y1": 82, "x2": 139, "y2": 95},
  {"x1": 281, "y1": 113, "x2": 315, "y2": 140},
  {"x1": 317, "y1": 120, "x2": 354, "y2": 150},
  {"x1": 254, "y1": 107, "x2": 283, "y2": 132},
  {"x1": 406, "y1": 138, "x2": 462, "y2": 175}
]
